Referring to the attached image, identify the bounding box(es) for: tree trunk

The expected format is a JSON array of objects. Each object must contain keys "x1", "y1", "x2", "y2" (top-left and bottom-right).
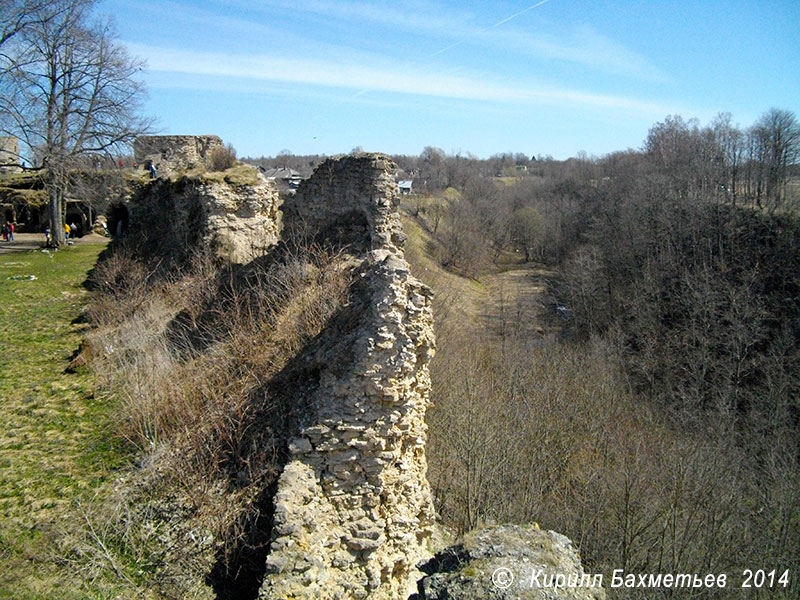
[{"x1": 48, "y1": 184, "x2": 65, "y2": 245}]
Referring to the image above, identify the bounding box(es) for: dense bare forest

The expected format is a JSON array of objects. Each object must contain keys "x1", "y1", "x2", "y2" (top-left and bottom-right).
[{"x1": 373, "y1": 110, "x2": 799, "y2": 598}]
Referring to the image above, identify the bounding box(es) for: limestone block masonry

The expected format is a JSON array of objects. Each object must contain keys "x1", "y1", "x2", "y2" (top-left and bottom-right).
[
  {"x1": 258, "y1": 154, "x2": 436, "y2": 599},
  {"x1": 133, "y1": 135, "x2": 224, "y2": 176},
  {"x1": 281, "y1": 153, "x2": 407, "y2": 250},
  {"x1": 0, "y1": 136, "x2": 21, "y2": 173},
  {"x1": 129, "y1": 169, "x2": 282, "y2": 264}
]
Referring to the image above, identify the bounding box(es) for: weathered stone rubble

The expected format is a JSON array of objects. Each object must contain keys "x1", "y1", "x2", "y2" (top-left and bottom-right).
[
  {"x1": 281, "y1": 153, "x2": 407, "y2": 250},
  {"x1": 128, "y1": 168, "x2": 281, "y2": 264},
  {"x1": 418, "y1": 524, "x2": 606, "y2": 600},
  {"x1": 133, "y1": 134, "x2": 224, "y2": 176},
  {"x1": 258, "y1": 154, "x2": 436, "y2": 599}
]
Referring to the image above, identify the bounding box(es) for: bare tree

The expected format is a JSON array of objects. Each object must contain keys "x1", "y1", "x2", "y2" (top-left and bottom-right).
[
  {"x1": 712, "y1": 112, "x2": 745, "y2": 204},
  {"x1": 753, "y1": 108, "x2": 800, "y2": 211},
  {"x1": 0, "y1": 0, "x2": 153, "y2": 245},
  {"x1": 0, "y1": 0, "x2": 70, "y2": 53}
]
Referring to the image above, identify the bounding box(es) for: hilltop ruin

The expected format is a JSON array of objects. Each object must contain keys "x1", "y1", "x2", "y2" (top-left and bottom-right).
[
  {"x1": 97, "y1": 137, "x2": 602, "y2": 599},
  {"x1": 258, "y1": 154, "x2": 436, "y2": 599},
  {"x1": 133, "y1": 134, "x2": 224, "y2": 176}
]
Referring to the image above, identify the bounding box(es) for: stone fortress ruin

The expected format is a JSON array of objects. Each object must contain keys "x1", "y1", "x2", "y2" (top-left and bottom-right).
[
  {"x1": 116, "y1": 136, "x2": 604, "y2": 599},
  {"x1": 133, "y1": 134, "x2": 224, "y2": 177},
  {"x1": 0, "y1": 136, "x2": 21, "y2": 174}
]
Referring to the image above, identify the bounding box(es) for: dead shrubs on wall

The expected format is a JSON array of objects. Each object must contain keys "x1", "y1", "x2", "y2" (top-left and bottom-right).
[
  {"x1": 80, "y1": 240, "x2": 351, "y2": 594},
  {"x1": 208, "y1": 143, "x2": 237, "y2": 172}
]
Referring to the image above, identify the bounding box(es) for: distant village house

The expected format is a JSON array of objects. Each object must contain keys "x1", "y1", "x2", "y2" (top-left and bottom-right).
[
  {"x1": 259, "y1": 166, "x2": 303, "y2": 189},
  {"x1": 397, "y1": 179, "x2": 413, "y2": 195}
]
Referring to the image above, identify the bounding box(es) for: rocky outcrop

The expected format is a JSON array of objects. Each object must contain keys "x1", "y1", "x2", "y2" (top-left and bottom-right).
[
  {"x1": 127, "y1": 168, "x2": 281, "y2": 264},
  {"x1": 133, "y1": 135, "x2": 224, "y2": 176},
  {"x1": 258, "y1": 154, "x2": 436, "y2": 599},
  {"x1": 418, "y1": 524, "x2": 606, "y2": 600}
]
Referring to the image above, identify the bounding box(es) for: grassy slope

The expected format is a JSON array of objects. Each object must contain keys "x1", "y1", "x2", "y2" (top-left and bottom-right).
[
  {"x1": 399, "y1": 211, "x2": 486, "y2": 335},
  {"x1": 400, "y1": 210, "x2": 556, "y2": 343},
  {"x1": 0, "y1": 241, "x2": 124, "y2": 599}
]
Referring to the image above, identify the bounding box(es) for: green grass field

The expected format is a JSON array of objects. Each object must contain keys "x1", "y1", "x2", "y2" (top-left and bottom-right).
[{"x1": 0, "y1": 241, "x2": 126, "y2": 599}]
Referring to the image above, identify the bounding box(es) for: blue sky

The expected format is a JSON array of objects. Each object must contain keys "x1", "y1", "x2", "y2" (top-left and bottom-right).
[{"x1": 101, "y1": 0, "x2": 800, "y2": 159}]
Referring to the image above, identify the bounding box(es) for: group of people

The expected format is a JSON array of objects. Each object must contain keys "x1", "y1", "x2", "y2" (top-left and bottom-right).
[
  {"x1": 42, "y1": 222, "x2": 78, "y2": 244},
  {"x1": 1, "y1": 222, "x2": 14, "y2": 241}
]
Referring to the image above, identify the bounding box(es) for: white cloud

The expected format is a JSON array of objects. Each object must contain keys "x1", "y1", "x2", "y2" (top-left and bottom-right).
[
  {"x1": 227, "y1": 0, "x2": 669, "y2": 82},
  {"x1": 129, "y1": 42, "x2": 673, "y2": 115}
]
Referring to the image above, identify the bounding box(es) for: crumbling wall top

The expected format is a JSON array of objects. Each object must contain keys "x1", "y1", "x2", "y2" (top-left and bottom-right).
[
  {"x1": 0, "y1": 136, "x2": 21, "y2": 174},
  {"x1": 283, "y1": 153, "x2": 406, "y2": 250},
  {"x1": 133, "y1": 135, "x2": 223, "y2": 176}
]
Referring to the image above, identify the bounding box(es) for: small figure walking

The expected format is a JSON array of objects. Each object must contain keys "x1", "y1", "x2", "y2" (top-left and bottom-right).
[
  {"x1": 64, "y1": 222, "x2": 71, "y2": 239},
  {"x1": 147, "y1": 160, "x2": 157, "y2": 179},
  {"x1": 44, "y1": 226, "x2": 51, "y2": 245},
  {"x1": 8, "y1": 222, "x2": 13, "y2": 241}
]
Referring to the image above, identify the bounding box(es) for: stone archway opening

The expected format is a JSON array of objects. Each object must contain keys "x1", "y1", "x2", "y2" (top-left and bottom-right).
[
  {"x1": 108, "y1": 203, "x2": 129, "y2": 237},
  {"x1": 65, "y1": 207, "x2": 87, "y2": 238}
]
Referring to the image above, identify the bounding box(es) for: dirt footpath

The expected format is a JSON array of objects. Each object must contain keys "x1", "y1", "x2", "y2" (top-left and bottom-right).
[
  {"x1": 481, "y1": 265, "x2": 557, "y2": 343},
  {"x1": 0, "y1": 232, "x2": 109, "y2": 254}
]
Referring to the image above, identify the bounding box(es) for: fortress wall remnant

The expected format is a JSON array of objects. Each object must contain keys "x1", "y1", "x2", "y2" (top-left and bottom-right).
[
  {"x1": 259, "y1": 154, "x2": 436, "y2": 599},
  {"x1": 127, "y1": 168, "x2": 281, "y2": 264},
  {"x1": 104, "y1": 147, "x2": 600, "y2": 598},
  {"x1": 282, "y1": 153, "x2": 407, "y2": 250},
  {"x1": 0, "y1": 137, "x2": 21, "y2": 173},
  {"x1": 133, "y1": 135, "x2": 223, "y2": 176}
]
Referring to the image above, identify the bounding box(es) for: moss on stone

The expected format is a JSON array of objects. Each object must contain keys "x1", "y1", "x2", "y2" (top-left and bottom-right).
[{"x1": 197, "y1": 164, "x2": 262, "y2": 187}]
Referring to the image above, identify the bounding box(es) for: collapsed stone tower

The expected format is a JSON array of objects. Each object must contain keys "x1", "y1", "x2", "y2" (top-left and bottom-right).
[
  {"x1": 0, "y1": 136, "x2": 21, "y2": 173},
  {"x1": 125, "y1": 169, "x2": 282, "y2": 264},
  {"x1": 258, "y1": 154, "x2": 436, "y2": 599}
]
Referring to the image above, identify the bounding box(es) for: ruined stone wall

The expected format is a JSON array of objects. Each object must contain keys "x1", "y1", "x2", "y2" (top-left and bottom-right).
[
  {"x1": 128, "y1": 168, "x2": 281, "y2": 264},
  {"x1": 0, "y1": 136, "x2": 21, "y2": 173},
  {"x1": 282, "y1": 153, "x2": 407, "y2": 250},
  {"x1": 259, "y1": 154, "x2": 436, "y2": 599},
  {"x1": 133, "y1": 135, "x2": 223, "y2": 176},
  {"x1": 111, "y1": 148, "x2": 600, "y2": 598}
]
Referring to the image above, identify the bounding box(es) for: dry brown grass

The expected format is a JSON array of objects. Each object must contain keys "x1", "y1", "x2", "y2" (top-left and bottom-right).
[{"x1": 75, "y1": 239, "x2": 352, "y2": 596}]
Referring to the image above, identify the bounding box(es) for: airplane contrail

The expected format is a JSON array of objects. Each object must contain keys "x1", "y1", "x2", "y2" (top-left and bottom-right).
[
  {"x1": 313, "y1": 1, "x2": 555, "y2": 122},
  {"x1": 492, "y1": 0, "x2": 554, "y2": 28},
  {"x1": 430, "y1": 0, "x2": 554, "y2": 57}
]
